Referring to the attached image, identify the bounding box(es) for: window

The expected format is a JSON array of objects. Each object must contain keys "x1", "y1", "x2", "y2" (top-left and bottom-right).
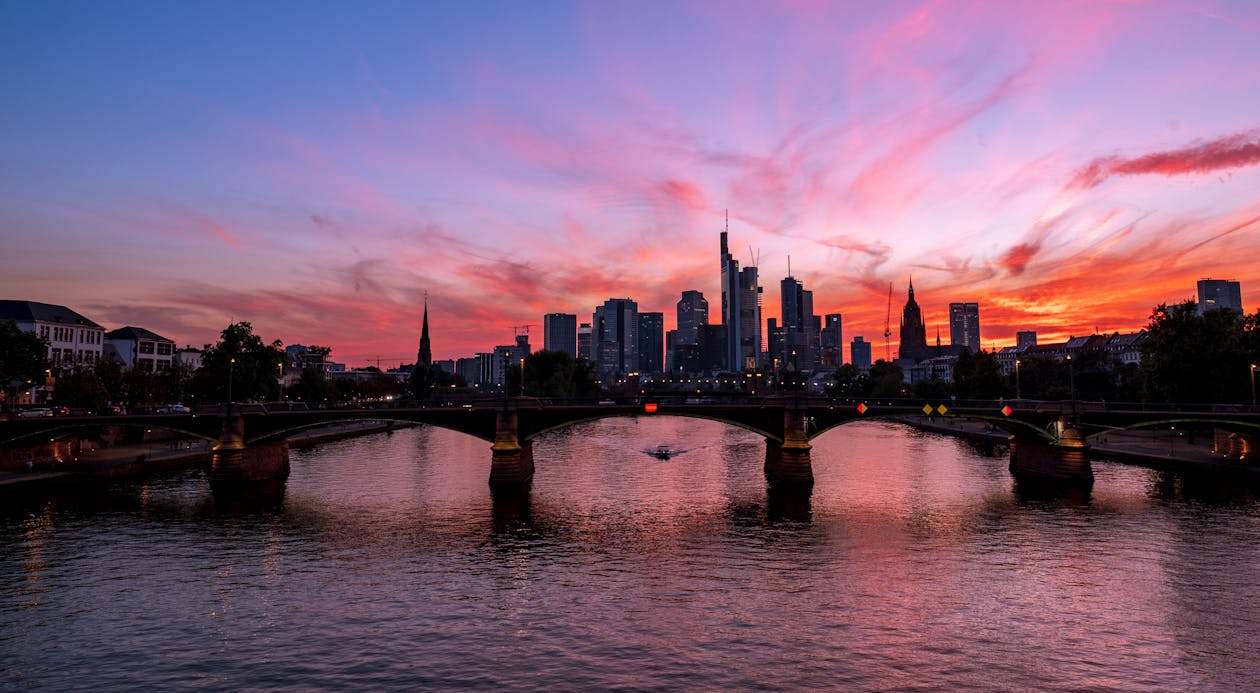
[
  {"x1": 137, "y1": 358, "x2": 154, "y2": 372},
  {"x1": 156, "y1": 343, "x2": 172, "y2": 355},
  {"x1": 139, "y1": 342, "x2": 155, "y2": 354},
  {"x1": 40, "y1": 326, "x2": 49, "y2": 339},
  {"x1": 155, "y1": 361, "x2": 169, "y2": 372},
  {"x1": 51, "y1": 348, "x2": 61, "y2": 363}
]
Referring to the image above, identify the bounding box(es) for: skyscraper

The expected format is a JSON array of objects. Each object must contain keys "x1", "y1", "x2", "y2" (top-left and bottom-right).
[
  {"x1": 898, "y1": 279, "x2": 928, "y2": 363},
  {"x1": 417, "y1": 297, "x2": 432, "y2": 367},
  {"x1": 637, "y1": 312, "x2": 664, "y2": 373},
  {"x1": 851, "y1": 336, "x2": 872, "y2": 371},
  {"x1": 543, "y1": 313, "x2": 577, "y2": 358},
  {"x1": 719, "y1": 220, "x2": 762, "y2": 372},
  {"x1": 1197, "y1": 278, "x2": 1243, "y2": 314},
  {"x1": 593, "y1": 298, "x2": 638, "y2": 383},
  {"x1": 577, "y1": 322, "x2": 592, "y2": 360},
  {"x1": 821, "y1": 313, "x2": 843, "y2": 367},
  {"x1": 948, "y1": 302, "x2": 980, "y2": 353},
  {"x1": 676, "y1": 290, "x2": 708, "y2": 345},
  {"x1": 780, "y1": 275, "x2": 819, "y2": 371}
]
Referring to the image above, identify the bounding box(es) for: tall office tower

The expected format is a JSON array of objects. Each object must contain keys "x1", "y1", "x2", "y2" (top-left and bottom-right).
[
  {"x1": 417, "y1": 297, "x2": 432, "y2": 367},
  {"x1": 491, "y1": 335, "x2": 531, "y2": 387},
  {"x1": 738, "y1": 265, "x2": 762, "y2": 370},
  {"x1": 637, "y1": 312, "x2": 664, "y2": 373},
  {"x1": 1196, "y1": 278, "x2": 1243, "y2": 314},
  {"x1": 676, "y1": 290, "x2": 708, "y2": 345},
  {"x1": 821, "y1": 313, "x2": 843, "y2": 367},
  {"x1": 593, "y1": 298, "x2": 638, "y2": 383},
  {"x1": 543, "y1": 313, "x2": 577, "y2": 358},
  {"x1": 720, "y1": 228, "x2": 741, "y2": 371},
  {"x1": 577, "y1": 322, "x2": 592, "y2": 360},
  {"x1": 851, "y1": 336, "x2": 872, "y2": 370},
  {"x1": 948, "y1": 302, "x2": 980, "y2": 353},
  {"x1": 1016, "y1": 331, "x2": 1037, "y2": 349},
  {"x1": 780, "y1": 276, "x2": 819, "y2": 371},
  {"x1": 898, "y1": 279, "x2": 928, "y2": 363},
  {"x1": 664, "y1": 330, "x2": 677, "y2": 372}
]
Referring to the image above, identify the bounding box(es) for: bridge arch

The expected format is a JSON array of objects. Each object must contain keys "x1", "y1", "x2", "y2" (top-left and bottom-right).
[
  {"x1": 244, "y1": 415, "x2": 497, "y2": 446},
  {"x1": 521, "y1": 411, "x2": 781, "y2": 444}
]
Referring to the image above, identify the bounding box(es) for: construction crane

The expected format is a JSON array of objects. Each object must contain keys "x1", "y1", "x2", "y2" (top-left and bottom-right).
[{"x1": 883, "y1": 282, "x2": 893, "y2": 362}]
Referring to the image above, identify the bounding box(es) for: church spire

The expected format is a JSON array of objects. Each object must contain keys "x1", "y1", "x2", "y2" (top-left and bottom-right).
[{"x1": 417, "y1": 293, "x2": 432, "y2": 367}]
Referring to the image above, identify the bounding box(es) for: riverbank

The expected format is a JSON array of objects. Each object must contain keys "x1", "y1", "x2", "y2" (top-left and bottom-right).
[
  {"x1": 0, "y1": 420, "x2": 413, "y2": 492},
  {"x1": 896, "y1": 416, "x2": 1259, "y2": 480}
]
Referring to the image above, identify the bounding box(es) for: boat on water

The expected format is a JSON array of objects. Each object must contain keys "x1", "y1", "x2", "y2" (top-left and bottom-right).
[{"x1": 652, "y1": 445, "x2": 674, "y2": 460}]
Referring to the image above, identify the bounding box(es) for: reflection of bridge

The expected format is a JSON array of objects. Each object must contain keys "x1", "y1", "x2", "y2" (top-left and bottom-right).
[{"x1": 3, "y1": 397, "x2": 1257, "y2": 489}]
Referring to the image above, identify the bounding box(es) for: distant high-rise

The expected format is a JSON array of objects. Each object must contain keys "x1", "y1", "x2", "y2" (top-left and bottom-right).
[
  {"x1": 898, "y1": 279, "x2": 928, "y2": 363},
  {"x1": 577, "y1": 322, "x2": 592, "y2": 360},
  {"x1": 1016, "y1": 331, "x2": 1037, "y2": 349},
  {"x1": 948, "y1": 302, "x2": 980, "y2": 353},
  {"x1": 543, "y1": 313, "x2": 577, "y2": 358},
  {"x1": 676, "y1": 290, "x2": 708, "y2": 346},
  {"x1": 593, "y1": 298, "x2": 638, "y2": 383},
  {"x1": 417, "y1": 297, "x2": 432, "y2": 367},
  {"x1": 780, "y1": 275, "x2": 819, "y2": 371},
  {"x1": 821, "y1": 313, "x2": 843, "y2": 367},
  {"x1": 851, "y1": 336, "x2": 872, "y2": 371},
  {"x1": 1197, "y1": 278, "x2": 1243, "y2": 315},
  {"x1": 637, "y1": 312, "x2": 664, "y2": 373},
  {"x1": 719, "y1": 220, "x2": 762, "y2": 372}
]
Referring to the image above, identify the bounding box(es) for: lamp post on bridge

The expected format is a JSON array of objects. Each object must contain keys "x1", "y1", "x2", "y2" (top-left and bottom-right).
[
  {"x1": 1015, "y1": 359, "x2": 1021, "y2": 400},
  {"x1": 1251, "y1": 363, "x2": 1257, "y2": 409},
  {"x1": 227, "y1": 357, "x2": 235, "y2": 410},
  {"x1": 1065, "y1": 354, "x2": 1077, "y2": 423}
]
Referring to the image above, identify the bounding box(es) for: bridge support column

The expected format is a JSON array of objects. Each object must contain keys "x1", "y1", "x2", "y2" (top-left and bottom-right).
[
  {"x1": 1009, "y1": 417, "x2": 1093, "y2": 484},
  {"x1": 209, "y1": 414, "x2": 290, "y2": 489},
  {"x1": 765, "y1": 406, "x2": 813, "y2": 486},
  {"x1": 489, "y1": 409, "x2": 534, "y2": 485}
]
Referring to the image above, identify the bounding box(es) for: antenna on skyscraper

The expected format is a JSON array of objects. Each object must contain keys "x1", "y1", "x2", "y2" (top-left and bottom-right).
[{"x1": 787, "y1": 255, "x2": 791, "y2": 278}]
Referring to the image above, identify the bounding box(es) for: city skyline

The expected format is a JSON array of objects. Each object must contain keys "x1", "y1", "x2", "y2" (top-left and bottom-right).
[{"x1": 4, "y1": 2, "x2": 1259, "y2": 365}]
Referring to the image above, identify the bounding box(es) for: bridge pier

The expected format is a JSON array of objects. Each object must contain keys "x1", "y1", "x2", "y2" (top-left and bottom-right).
[
  {"x1": 764, "y1": 405, "x2": 813, "y2": 486},
  {"x1": 489, "y1": 409, "x2": 534, "y2": 485},
  {"x1": 209, "y1": 414, "x2": 290, "y2": 489},
  {"x1": 1009, "y1": 417, "x2": 1093, "y2": 485}
]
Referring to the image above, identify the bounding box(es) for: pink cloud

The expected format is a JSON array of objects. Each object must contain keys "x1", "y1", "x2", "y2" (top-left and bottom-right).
[{"x1": 1068, "y1": 129, "x2": 1260, "y2": 190}]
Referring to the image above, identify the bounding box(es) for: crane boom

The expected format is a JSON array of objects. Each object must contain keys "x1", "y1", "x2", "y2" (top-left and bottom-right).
[{"x1": 883, "y1": 283, "x2": 893, "y2": 362}]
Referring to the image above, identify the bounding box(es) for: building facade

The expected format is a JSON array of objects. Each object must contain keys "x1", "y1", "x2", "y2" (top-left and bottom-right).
[
  {"x1": 948, "y1": 302, "x2": 980, "y2": 353},
  {"x1": 1197, "y1": 278, "x2": 1243, "y2": 314},
  {"x1": 593, "y1": 298, "x2": 638, "y2": 384},
  {"x1": 637, "y1": 312, "x2": 664, "y2": 373},
  {"x1": 104, "y1": 326, "x2": 176, "y2": 372},
  {"x1": 543, "y1": 313, "x2": 578, "y2": 358},
  {"x1": 0, "y1": 300, "x2": 105, "y2": 372},
  {"x1": 851, "y1": 336, "x2": 872, "y2": 371},
  {"x1": 897, "y1": 280, "x2": 928, "y2": 363}
]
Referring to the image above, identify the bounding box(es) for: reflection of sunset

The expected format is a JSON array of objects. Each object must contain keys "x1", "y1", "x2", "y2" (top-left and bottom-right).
[{"x1": 3, "y1": 3, "x2": 1257, "y2": 364}]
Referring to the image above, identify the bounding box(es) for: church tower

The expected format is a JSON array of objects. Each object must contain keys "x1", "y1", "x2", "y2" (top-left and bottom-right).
[
  {"x1": 897, "y1": 278, "x2": 928, "y2": 363},
  {"x1": 417, "y1": 296, "x2": 432, "y2": 367}
]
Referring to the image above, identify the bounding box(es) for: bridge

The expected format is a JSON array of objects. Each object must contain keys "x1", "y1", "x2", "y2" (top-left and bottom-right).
[{"x1": 2, "y1": 397, "x2": 1257, "y2": 489}]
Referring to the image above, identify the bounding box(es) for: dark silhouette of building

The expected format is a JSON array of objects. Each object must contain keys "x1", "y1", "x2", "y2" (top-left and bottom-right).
[
  {"x1": 780, "y1": 275, "x2": 818, "y2": 371},
  {"x1": 577, "y1": 322, "x2": 592, "y2": 360},
  {"x1": 719, "y1": 223, "x2": 762, "y2": 372},
  {"x1": 821, "y1": 313, "x2": 842, "y2": 368},
  {"x1": 851, "y1": 336, "x2": 872, "y2": 370},
  {"x1": 676, "y1": 290, "x2": 708, "y2": 345},
  {"x1": 593, "y1": 298, "x2": 638, "y2": 384},
  {"x1": 543, "y1": 313, "x2": 577, "y2": 358},
  {"x1": 417, "y1": 297, "x2": 432, "y2": 367},
  {"x1": 637, "y1": 312, "x2": 664, "y2": 373},
  {"x1": 1196, "y1": 278, "x2": 1243, "y2": 314},
  {"x1": 898, "y1": 279, "x2": 928, "y2": 363},
  {"x1": 948, "y1": 302, "x2": 980, "y2": 353}
]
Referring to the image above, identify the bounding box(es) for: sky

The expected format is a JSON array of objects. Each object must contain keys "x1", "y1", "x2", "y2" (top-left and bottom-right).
[{"x1": 2, "y1": 0, "x2": 1259, "y2": 367}]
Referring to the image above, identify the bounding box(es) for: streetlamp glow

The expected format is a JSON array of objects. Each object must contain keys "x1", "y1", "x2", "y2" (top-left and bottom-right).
[
  {"x1": 1251, "y1": 364, "x2": 1257, "y2": 408},
  {"x1": 1015, "y1": 359, "x2": 1021, "y2": 400}
]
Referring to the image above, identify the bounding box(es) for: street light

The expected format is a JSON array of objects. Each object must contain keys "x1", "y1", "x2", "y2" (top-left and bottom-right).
[
  {"x1": 1065, "y1": 354, "x2": 1076, "y2": 421},
  {"x1": 227, "y1": 357, "x2": 235, "y2": 406},
  {"x1": 1015, "y1": 359, "x2": 1021, "y2": 400},
  {"x1": 1251, "y1": 364, "x2": 1257, "y2": 409}
]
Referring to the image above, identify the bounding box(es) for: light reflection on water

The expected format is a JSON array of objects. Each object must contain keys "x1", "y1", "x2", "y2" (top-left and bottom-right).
[{"x1": 3, "y1": 419, "x2": 1260, "y2": 691}]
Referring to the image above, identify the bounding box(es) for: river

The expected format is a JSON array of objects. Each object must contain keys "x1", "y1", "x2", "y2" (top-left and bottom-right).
[{"x1": 3, "y1": 419, "x2": 1259, "y2": 691}]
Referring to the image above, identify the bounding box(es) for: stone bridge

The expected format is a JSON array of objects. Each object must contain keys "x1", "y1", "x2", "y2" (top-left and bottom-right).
[{"x1": 3, "y1": 397, "x2": 1257, "y2": 489}]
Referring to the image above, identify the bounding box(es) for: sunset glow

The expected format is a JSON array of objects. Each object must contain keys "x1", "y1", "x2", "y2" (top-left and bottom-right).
[{"x1": 3, "y1": 1, "x2": 1258, "y2": 365}]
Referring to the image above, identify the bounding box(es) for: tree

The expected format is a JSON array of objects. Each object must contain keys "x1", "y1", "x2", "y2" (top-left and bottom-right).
[
  {"x1": 51, "y1": 369, "x2": 109, "y2": 410},
  {"x1": 508, "y1": 350, "x2": 599, "y2": 399},
  {"x1": 289, "y1": 365, "x2": 335, "y2": 403},
  {"x1": 952, "y1": 350, "x2": 1005, "y2": 399},
  {"x1": 0, "y1": 320, "x2": 50, "y2": 408},
  {"x1": 826, "y1": 363, "x2": 869, "y2": 398},
  {"x1": 410, "y1": 364, "x2": 460, "y2": 400},
  {"x1": 193, "y1": 322, "x2": 286, "y2": 403},
  {"x1": 1139, "y1": 302, "x2": 1254, "y2": 403},
  {"x1": 868, "y1": 360, "x2": 906, "y2": 397}
]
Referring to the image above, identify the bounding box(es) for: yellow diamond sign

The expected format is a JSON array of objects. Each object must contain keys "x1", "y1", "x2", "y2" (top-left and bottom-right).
[
  {"x1": 937, "y1": 404, "x2": 948, "y2": 415},
  {"x1": 922, "y1": 404, "x2": 933, "y2": 415}
]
